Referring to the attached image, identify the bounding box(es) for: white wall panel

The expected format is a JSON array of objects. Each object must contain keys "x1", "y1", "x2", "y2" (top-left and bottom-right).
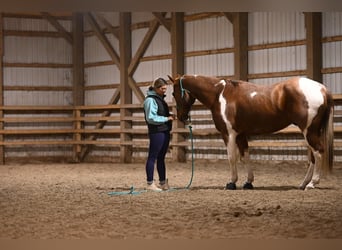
[
  {"x1": 131, "y1": 12, "x2": 154, "y2": 23},
  {"x1": 133, "y1": 59, "x2": 171, "y2": 83},
  {"x1": 131, "y1": 28, "x2": 147, "y2": 58},
  {"x1": 248, "y1": 45, "x2": 306, "y2": 74},
  {"x1": 144, "y1": 26, "x2": 171, "y2": 57},
  {"x1": 4, "y1": 68, "x2": 72, "y2": 87},
  {"x1": 4, "y1": 17, "x2": 71, "y2": 32},
  {"x1": 324, "y1": 73, "x2": 342, "y2": 93},
  {"x1": 186, "y1": 53, "x2": 234, "y2": 76},
  {"x1": 4, "y1": 91, "x2": 72, "y2": 106},
  {"x1": 84, "y1": 35, "x2": 119, "y2": 63},
  {"x1": 85, "y1": 65, "x2": 119, "y2": 86},
  {"x1": 4, "y1": 37, "x2": 72, "y2": 63},
  {"x1": 217, "y1": 53, "x2": 234, "y2": 76},
  {"x1": 217, "y1": 16, "x2": 233, "y2": 48},
  {"x1": 85, "y1": 89, "x2": 117, "y2": 105},
  {"x1": 250, "y1": 76, "x2": 303, "y2": 86},
  {"x1": 248, "y1": 12, "x2": 305, "y2": 45},
  {"x1": 186, "y1": 17, "x2": 232, "y2": 52},
  {"x1": 323, "y1": 12, "x2": 342, "y2": 37},
  {"x1": 323, "y1": 12, "x2": 342, "y2": 94},
  {"x1": 323, "y1": 42, "x2": 342, "y2": 68}
]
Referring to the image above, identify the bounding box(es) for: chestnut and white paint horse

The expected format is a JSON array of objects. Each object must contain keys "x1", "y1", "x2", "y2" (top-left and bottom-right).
[{"x1": 169, "y1": 74, "x2": 334, "y2": 190}]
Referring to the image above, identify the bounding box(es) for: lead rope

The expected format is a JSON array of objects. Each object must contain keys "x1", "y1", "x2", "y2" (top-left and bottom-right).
[
  {"x1": 178, "y1": 76, "x2": 194, "y2": 189},
  {"x1": 185, "y1": 116, "x2": 194, "y2": 189},
  {"x1": 108, "y1": 118, "x2": 195, "y2": 196}
]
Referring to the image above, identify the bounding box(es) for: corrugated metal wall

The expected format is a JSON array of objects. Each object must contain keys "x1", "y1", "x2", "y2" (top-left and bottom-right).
[
  {"x1": 3, "y1": 15, "x2": 73, "y2": 159},
  {"x1": 323, "y1": 12, "x2": 342, "y2": 93},
  {"x1": 3, "y1": 17, "x2": 72, "y2": 106},
  {"x1": 2, "y1": 12, "x2": 342, "y2": 161}
]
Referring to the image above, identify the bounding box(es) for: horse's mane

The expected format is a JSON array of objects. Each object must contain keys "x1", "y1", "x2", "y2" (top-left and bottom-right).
[{"x1": 228, "y1": 79, "x2": 241, "y2": 87}]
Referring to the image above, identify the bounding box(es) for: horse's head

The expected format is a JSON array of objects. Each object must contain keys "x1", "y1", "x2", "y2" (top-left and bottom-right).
[{"x1": 168, "y1": 75, "x2": 196, "y2": 123}]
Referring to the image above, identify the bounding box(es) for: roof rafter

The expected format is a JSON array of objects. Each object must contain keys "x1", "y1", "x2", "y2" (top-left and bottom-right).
[{"x1": 41, "y1": 12, "x2": 73, "y2": 44}]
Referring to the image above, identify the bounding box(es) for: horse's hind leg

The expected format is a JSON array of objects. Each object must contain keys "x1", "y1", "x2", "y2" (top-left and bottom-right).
[
  {"x1": 305, "y1": 150, "x2": 322, "y2": 189},
  {"x1": 300, "y1": 151, "x2": 315, "y2": 189},
  {"x1": 301, "y1": 130, "x2": 323, "y2": 190}
]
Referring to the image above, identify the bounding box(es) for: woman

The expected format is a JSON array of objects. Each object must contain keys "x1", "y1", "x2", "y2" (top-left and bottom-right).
[{"x1": 143, "y1": 77, "x2": 175, "y2": 191}]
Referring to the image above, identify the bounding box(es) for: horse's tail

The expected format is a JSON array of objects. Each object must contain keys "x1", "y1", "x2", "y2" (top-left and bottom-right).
[{"x1": 322, "y1": 92, "x2": 334, "y2": 173}]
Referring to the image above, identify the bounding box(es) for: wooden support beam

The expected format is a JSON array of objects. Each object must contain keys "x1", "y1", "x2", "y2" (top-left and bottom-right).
[
  {"x1": 127, "y1": 77, "x2": 145, "y2": 103},
  {"x1": 152, "y1": 12, "x2": 171, "y2": 32},
  {"x1": 85, "y1": 12, "x2": 121, "y2": 68},
  {"x1": 72, "y1": 13, "x2": 84, "y2": 106},
  {"x1": 126, "y1": 13, "x2": 166, "y2": 103},
  {"x1": 79, "y1": 13, "x2": 123, "y2": 161},
  {"x1": 119, "y1": 13, "x2": 133, "y2": 163},
  {"x1": 128, "y1": 13, "x2": 166, "y2": 76},
  {"x1": 222, "y1": 12, "x2": 234, "y2": 23},
  {"x1": 85, "y1": 12, "x2": 144, "y2": 103},
  {"x1": 72, "y1": 13, "x2": 85, "y2": 162},
  {"x1": 94, "y1": 12, "x2": 120, "y2": 39},
  {"x1": 78, "y1": 91, "x2": 120, "y2": 161},
  {"x1": 41, "y1": 12, "x2": 73, "y2": 44},
  {"x1": 305, "y1": 12, "x2": 322, "y2": 82},
  {"x1": 0, "y1": 13, "x2": 4, "y2": 164},
  {"x1": 223, "y1": 12, "x2": 248, "y2": 81},
  {"x1": 233, "y1": 12, "x2": 248, "y2": 81},
  {"x1": 171, "y1": 12, "x2": 184, "y2": 76},
  {"x1": 171, "y1": 12, "x2": 186, "y2": 162}
]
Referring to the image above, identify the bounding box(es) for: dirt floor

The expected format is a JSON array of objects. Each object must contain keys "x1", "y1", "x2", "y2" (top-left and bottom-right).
[{"x1": 1, "y1": 159, "x2": 342, "y2": 239}]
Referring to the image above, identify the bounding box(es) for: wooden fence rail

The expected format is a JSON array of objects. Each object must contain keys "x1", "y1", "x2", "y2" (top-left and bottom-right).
[{"x1": 0, "y1": 94, "x2": 342, "y2": 164}]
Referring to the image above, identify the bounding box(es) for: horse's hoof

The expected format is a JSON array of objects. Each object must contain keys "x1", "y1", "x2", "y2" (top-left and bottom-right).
[
  {"x1": 243, "y1": 182, "x2": 254, "y2": 190},
  {"x1": 304, "y1": 183, "x2": 315, "y2": 190},
  {"x1": 225, "y1": 182, "x2": 237, "y2": 190}
]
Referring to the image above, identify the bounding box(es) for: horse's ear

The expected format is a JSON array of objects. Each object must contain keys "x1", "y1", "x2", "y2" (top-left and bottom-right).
[{"x1": 167, "y1": 75, "x2": 174, "y2": 84}]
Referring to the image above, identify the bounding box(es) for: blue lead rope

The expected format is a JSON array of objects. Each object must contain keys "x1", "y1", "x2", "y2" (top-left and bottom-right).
[
  {"x1": 108, "y1": 122, "x2": 194, "y2": 196},
  {"x1": 107, "y1": 185, "x2": 147, "y2": 196},
  {"x1": 184, "y1": 121, "x2": 194, "y2": 189}
]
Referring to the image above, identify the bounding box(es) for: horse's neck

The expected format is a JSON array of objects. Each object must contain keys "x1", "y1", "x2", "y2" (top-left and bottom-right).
[{"x1": 186, "y1": 78, "x2": 221, "y2": 109}]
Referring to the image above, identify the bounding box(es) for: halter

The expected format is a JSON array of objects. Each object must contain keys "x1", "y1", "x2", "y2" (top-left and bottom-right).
[
  {"x1": 178, "y1": 76, "x2": 192, "y2": 125},
  {"x1": 179, "y1": 76, "x2": 186, "y2": 98}
]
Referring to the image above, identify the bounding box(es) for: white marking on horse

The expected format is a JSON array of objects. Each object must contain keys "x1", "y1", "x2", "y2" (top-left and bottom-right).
[
  {"x1": 250, "y1": 91, "x2": 257, "y2": 98},
  {"x1": 218, "y1": 80, "x2": 239, "y2": 182},
  {"x1": 298, "y1": 78, "x2": 325, "y2": 132}
]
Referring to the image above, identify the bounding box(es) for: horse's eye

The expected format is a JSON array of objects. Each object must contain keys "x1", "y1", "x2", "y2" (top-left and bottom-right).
[{"x1": 172, "y1": 92, "x2": 175, "y2": 97}]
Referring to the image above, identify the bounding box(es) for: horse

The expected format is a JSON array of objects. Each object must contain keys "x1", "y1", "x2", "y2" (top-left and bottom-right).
[{"x1": 168, "y1": 74, "x2": 334, "y2": 190}]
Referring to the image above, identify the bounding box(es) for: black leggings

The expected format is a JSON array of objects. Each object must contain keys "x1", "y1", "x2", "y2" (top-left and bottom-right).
[{"x1": 145, "y1": 131, "x2": 170, "y2": 183}]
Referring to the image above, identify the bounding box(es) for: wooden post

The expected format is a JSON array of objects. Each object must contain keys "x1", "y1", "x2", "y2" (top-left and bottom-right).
[
  {"x1": 233, "y1": 13, "x2": 248, "y2": 81},
  {"x1": 119, "y1": 12, "x2": 133, "y2": 163},
  {"x1": 223, "y1": 12, "x2": 248, "y2": 81},
  {"x1": 0, "y1": 13, "x2": 4, "y2": 164},
  {"x1": 305, "y1": 12, "x2": 322, "y2": 161},
  {"x1": 74, "y1": 109, "x2": 82, "y2": 161},
  {"x1": 72, "y1": 13, "x2": 84, "y2": 162},
  {"x1": 171, "y1": 12, "x2": 186, "y2": 162},
  {"x1": 305, "y1": 12, "x2": 322, "y2": 82}
]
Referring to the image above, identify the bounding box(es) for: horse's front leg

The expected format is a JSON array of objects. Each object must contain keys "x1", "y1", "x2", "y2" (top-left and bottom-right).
[
  {"x1": 236, "y1": 134, "x2": 254, "y2": 189},
  {"x1": 225, "y1": 132, "x2": 239, "y2": 190}
]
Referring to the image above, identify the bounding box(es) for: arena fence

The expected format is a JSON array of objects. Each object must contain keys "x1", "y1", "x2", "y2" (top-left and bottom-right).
[{"x1": 0, "y1": 94, "x2": 342, "y2": 164}]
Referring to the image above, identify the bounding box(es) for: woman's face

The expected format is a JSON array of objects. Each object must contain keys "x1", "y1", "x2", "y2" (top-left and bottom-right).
[{"x1": 155, "y1": 85, "x2": 167, "y2": 96}]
